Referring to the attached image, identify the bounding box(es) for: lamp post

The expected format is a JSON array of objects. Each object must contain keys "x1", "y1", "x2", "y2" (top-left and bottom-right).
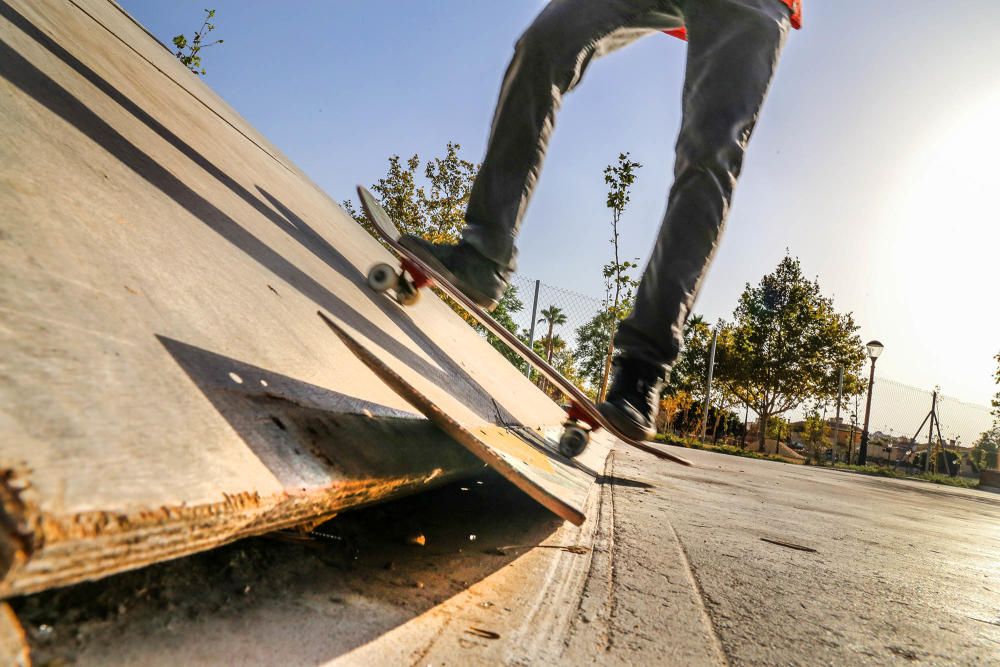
[{"x1": 856, "y1": 340, "x2": 884, "y2": 466}]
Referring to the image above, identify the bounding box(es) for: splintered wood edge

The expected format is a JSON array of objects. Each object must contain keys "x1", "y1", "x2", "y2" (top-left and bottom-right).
[
  {"x1": 318, "y1": 311, "x2": 586, "y2": 526},
  {"x1": 0, "y1": 603, "x2": 28, "y2": 667}
]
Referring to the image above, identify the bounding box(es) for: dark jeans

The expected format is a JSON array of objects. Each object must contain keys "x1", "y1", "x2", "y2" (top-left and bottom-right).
[{"x1": 462, "y1": 0, "x2": 790, "y2": 369}]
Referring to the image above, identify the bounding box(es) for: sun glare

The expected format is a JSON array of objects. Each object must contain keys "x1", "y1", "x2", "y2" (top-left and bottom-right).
[
  {"x1": 891, "y1": 94, "x2": 1000, "y2": 268},
  {"x1": 876, "y1": 93, "x2": 1000, "y2": 400}
]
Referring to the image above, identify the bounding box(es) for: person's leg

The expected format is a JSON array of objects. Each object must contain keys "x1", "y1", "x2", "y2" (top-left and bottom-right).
[
  {"x1": 462, "y1": 0, "x2": 683, "y2": 272},
  {"x1": 401, "y1": 0, "x2": 681, "y2": 309},
  {"x1": 613, "y1": 0, "x2": 790, "y2": 370},
  {"x1": 601, "y1": 0, "x2": 789, "y2": 439}
]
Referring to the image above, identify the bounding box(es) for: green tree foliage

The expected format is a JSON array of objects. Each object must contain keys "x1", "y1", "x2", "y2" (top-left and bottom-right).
[
  {"x1": 530, "y1": 334, "x2": 581, "y2": 399},
  {"x1": 667, "y1": 315, "x2": 713, "y2": 400},
  {"x1": 993, "y1": 351, "x2": 1000, "y2": 421},
  {"x1": 723, "y1": 255, "x2": 866, "y2": 450},
  {"x1": 576, "y1": 154, "x2": 643, "y2": 400},
  {"x1": 422, "y1": 144, "x2": 478, "y2": 243},
  {"x1": 766, "y1": 415, "x2": 790, "y2": 443},
  {"x1": 802, "y1": 407, "x2": 830, "y2": 463},
  {"x1": 971, "y1": 427, "x2": 999, "y2": 470},
  {"x1": 172, "y1": 9, "x2": 223, "y2": 76},
  {"x1": 661, "y1": 315, "x2": 710, "y2": 437},
  {"x1": 342, "y1": 142, "x2": 476, "y2": 245},
  {"x1": 537, "y1": 306, "x2": 567, "y2": 363},
  {"x1": 660, "y1": 316, "x2": 743, "y2": 439},
  {"x1": 977, "y1": 353, "x2": 1000, "y2": 470},
  {"x1": 575, "y1": 309, "x2": 615, "y2": 397}
]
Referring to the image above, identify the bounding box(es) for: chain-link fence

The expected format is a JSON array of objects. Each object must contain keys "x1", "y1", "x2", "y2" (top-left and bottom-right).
[
  {"x1": 790, "y1": 378, "x2": 994, "y2": 468},
  {"x1": 865, "y1": 378, "x2": 993, "y2": 447},
  {"x1": 507, "y1": 274, "x2": 604, "y2": 350}
]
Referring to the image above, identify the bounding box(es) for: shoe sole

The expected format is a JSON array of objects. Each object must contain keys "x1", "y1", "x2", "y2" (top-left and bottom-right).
[
  {"x1": 399, "y1": 240, "x2": 500, "y2": 312},
  {"x1": 598, "y1": 401, "x2": 656, "y2": 442}
]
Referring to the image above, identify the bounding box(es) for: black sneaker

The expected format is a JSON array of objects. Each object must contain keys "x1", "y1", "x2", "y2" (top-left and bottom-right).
[
  {"x1": 398, "y1": 235, "x2": 510, "y2": 311},
  {"x1": 598, "y1": 356, "x2": 665, "y2": 441}
]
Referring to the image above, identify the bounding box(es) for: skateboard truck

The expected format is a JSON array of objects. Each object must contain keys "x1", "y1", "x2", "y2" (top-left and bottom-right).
[
  {"x1": 367, "y1": 257, "x2": 432, "y2": 306},
  {"x1": 560, "y1": 403, "x2": 596, "y2": 458}
]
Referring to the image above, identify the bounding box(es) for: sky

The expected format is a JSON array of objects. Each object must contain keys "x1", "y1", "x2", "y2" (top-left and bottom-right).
[{"x1": 119, "y1": 1, "x2": 1000, "y2": 407}]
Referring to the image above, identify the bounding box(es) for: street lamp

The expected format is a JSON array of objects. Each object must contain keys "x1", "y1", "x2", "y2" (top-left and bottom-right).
[
  {"x1": 857, "y1": 340, "x2": 884, "y2": 465},
  {"x1": 847, "y1": 412, "x2": 857, "y2": 464}
]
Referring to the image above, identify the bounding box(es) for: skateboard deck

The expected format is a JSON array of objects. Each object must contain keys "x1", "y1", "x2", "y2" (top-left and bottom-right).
[
  {"x1": 355, "y1": 185, "x2": 691, "y2": 467},
  {"x1": 319, "y1": 312, "x2": 592, "y2": 525}
]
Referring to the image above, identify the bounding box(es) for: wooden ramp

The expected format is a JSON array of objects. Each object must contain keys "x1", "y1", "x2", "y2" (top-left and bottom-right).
[{"x1": 0, "y1": 0, "x2": 592, "y2": 596}]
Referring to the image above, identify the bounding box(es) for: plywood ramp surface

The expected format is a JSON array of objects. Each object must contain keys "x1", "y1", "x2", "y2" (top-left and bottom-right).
[{"x1": 0, "y1": 0, "x2": 573, "y2": 596}]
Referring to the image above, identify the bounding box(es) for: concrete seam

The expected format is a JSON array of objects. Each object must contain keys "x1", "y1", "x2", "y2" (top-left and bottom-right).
[
  {"x1": 510, "y1": 479, "x2": 603, "y2": 662},
  {"x1": 605, "y1": 449, "x2": 621, "y2": 653},
  {"x1": 406, "y1": 612, "x2": 451, "y2": 667},
  {"x1": 666, "y1": 520, "x2": 730, "y2": 665},
  {"x1": 560, "y1": 449, "x2": 617, "y2": 656}
]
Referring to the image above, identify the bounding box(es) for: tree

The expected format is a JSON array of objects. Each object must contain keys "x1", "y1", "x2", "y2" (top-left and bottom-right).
[
  {"x1": 421, "y1": 143, "x2": 478, "y2": 243},
  {"x1": 529, "y1": 333, "x2": 581, "y2": 399},
  {"x1": 978, "y1": 352, "x2": 1000, "y2": 470},
  {"x1": 575, "y1": 309, "x2": 615, "y2": 396},
  {"x1": 662, "y1": 314, "x2": 742, "y2": 438},
  {"x1": 342, "y1": 142, "x2": 477, "y2": 245},
  {"x1": 766, "y1": 416, "x2": 791, "y2": 445},
  {"x1": 172, "y1": 9, "x2": 223, "y2": 76},
  {"x1": 993, "y1": 351, "x2": 1000, "y2": 421},
  {"x1": 667, "y1": 315, "x2": 713, "y2": 402},
  {"x1": 596, "y1": 153, "x2": 642, "y2": 401},
  {"x1": 342, "y1": 155, "x2": 425, "y2": 241},
  {"x1": 656, "y1": 391, "x2": 694, "y2": 435},
  {"x1": 706, "y1": 325, "x2": 743, "y2": 442},
  {"x1": 802, "y1": 407, "x2": 830, "y2": 463},
  {"x1": 538, "y1": 306, "x2": 568, "y2": 364},
  {"x1": 723, "y1": 255, "x2": 866, "y2": 451},
  {"x1": 971, "y1": 427, "x2": 999, "y2": 470}
]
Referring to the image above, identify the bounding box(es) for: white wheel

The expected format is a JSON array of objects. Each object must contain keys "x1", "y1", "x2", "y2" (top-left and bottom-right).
[
  {"x1": 395, "y1": 280, "x2": 420, "y2": 306},
  {"x1": 367, "y1": 263, "x2": 398, "y2": 293},
  {"x1": 559, "y1": 424, "x2": 590, "y2": 458}
]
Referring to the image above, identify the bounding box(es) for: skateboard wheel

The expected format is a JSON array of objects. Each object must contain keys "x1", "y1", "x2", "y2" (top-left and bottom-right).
[
  {"x1": 368, "y1": 263, "x2": 398, "y2": 293},
  {"x1": 395, "y1": 280, "x2": 420, "y2": 306},
  {"x1": 559, "y1": 424, "x2": 589, "y2": 458}
]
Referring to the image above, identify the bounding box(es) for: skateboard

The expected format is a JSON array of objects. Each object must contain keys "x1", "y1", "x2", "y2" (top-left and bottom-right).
[
  {"x1": 355, "y1": 186, "x2": 691, "y2": 467},
  {"x1": 318, "y1": 311, "x2": 593, "y2": 525}
]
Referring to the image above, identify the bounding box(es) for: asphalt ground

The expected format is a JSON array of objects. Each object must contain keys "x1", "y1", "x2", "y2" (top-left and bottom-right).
[{"x1": 13, "y1": 447, "x2": 1000, "y2": 665}]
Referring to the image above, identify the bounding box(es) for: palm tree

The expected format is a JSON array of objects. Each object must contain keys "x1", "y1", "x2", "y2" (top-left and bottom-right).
[
  {"x1": 538, "y1": 306, "x2": 567, "y2": 363},
  {"x1": 687, "y1": 314, "x2": 706, "y2": 330}
]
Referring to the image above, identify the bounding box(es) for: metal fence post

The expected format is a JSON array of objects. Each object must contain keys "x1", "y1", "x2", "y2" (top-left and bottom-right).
[
  {"x1": 833, "y1": 366, "x2": 843, "y2": 464},
  {"x1": 699, "y1": 328, "x2": 718, "y2": 442},
  {"x1": 525, "y1": 280, "x2": 540, "y2": 378}
]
